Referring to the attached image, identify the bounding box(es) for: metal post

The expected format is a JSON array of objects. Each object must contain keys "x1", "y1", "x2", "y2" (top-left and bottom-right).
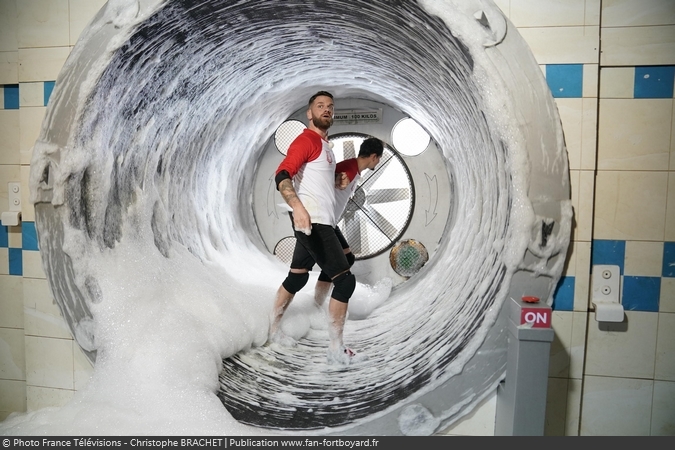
[{"x1": 495, "y1": 296, "x2": 554, "y2": 436}]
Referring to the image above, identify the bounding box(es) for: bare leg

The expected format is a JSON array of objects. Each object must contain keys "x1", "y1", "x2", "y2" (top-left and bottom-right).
[
  {"x1": 314, "y1": 280, "x2": 332, "y2": 307},
  {"x1": 327, "y1": 298, "x2": 349, "y2": 353},
  {"x1": 269, "y1": 285, "x2": 294, "y2": 337}
]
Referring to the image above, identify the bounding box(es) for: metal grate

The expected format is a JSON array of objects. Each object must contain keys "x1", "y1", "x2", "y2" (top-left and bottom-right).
[
  {"x1": 274, "y1": 120, "x2": 306, "y2": 155},
  {"x1": 273, "y1": 236, "x2": 296, "y2": 265},
  {"x1": 332, "y1": 134, "x2": 414, "y2": 260}
]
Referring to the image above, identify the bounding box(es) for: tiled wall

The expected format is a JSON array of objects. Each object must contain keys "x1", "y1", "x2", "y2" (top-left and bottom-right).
[
  {"x1": 0, "y1": 0, "x2": 107, "y2": 421},
  {"x1": 490, "y1": 0, "x2": 674, "y2": 437},
  {"x1": 1, "y1": 0, "x2": 674, "y2": 436}
]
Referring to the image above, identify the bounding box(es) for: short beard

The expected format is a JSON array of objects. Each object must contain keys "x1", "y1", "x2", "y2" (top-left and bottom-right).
[{"x1": 312, "y1": 116, "x2": 333, "y2": 130}]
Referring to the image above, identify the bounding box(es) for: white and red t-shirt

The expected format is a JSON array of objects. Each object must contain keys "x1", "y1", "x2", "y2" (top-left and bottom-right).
[
  {"x1": 334, "y1": 158, "x2": 360, "y2": 221},
  {"x1": 276, "y1": 129, "x2": 338, "y2": 226}
]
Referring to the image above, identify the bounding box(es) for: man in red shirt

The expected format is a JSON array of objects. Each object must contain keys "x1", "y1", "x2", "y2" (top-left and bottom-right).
[
  {"x1": 313, "y1": 137, "x2": 384, "y2": 307},
  {"x1": 271, "y1": 91, "x2": 360, "y2": 364}
]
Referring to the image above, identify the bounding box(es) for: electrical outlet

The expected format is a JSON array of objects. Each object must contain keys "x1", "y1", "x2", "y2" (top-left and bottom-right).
[
  {"x1": 592, "y1": 264, "x2": 620, "y2": 304},
  {"x1": 8, "y1": 182, "x2": 21, "y2": 212}
]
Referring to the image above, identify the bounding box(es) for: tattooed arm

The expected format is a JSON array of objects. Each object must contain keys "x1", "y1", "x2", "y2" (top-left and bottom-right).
[{"x1": 277, "y1": 177, "x2": 311, "y2": 234}]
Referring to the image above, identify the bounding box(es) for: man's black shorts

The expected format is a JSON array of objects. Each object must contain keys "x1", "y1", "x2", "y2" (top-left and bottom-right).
[{"x1": 291, "y1": 223, "x2": 350, "y2": 279}]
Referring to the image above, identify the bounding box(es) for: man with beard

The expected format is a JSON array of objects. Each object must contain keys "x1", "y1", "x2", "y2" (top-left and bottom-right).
[{"x1": 270, "y1": 91, "x2": 362, "y2": 365}]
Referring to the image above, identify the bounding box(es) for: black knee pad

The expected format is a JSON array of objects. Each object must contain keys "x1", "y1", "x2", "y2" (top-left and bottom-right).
[
  {"x1": 317, "y1": 271, "x2": 332, "y2": 282},
  {"x1": 331, "y1": 271, "x2": 356, "y2": 303},
  {"x1": 346, "y1": 252, "x2": 355, "y2": 267},
  {"x1": 282, "y1": 271, "x2": 309, "y2": 294}
]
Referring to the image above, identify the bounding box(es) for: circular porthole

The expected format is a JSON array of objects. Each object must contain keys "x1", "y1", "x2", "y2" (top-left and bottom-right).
[
  {"x1": 391, "y1": 118, "x2": 430, "y2": 156},
  {"x1": 274, "y1": 120, "x2": 306, "y2": 155},
  {"x1": 390, "y1": 239, "x2": 429, "y2": 278},
  {"x1": 273, "y1": 236, "x2": 296, "y2": 265}
]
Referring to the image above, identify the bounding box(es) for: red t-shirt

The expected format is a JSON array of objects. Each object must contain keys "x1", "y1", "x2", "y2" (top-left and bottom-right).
[{"x1": 275, "y1": 129, "x2": 338, "y2": 226}]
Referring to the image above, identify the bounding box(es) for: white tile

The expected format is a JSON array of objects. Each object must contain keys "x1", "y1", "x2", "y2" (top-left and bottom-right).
[
  {"x1": 0, "y1": 1, "x2": 18, "y2": 52},
  {"x1": 0, "y1": 379, "x2": 27, "y2": 417},
  {"x1": 666, "y1": 172, "x2": 675, "y2": 241},
  {"x1": 602, "y1": 0, "x2": 675, "y2": 27},
  {"x1": 586, "y1": 311, "x2": 658, "y2": 378},
  {"x1": 655, "y1": 313, "x2": 675, "y2": 381},
  {"x1": 0, "y1": 163, "x2": 22, "y2": 212},
  {"x1": 26, "y1": 385, "x2": 74, "y2": 411},
  {"x1": 593, "y1": 171, "x2": 668, "y2": 241},
  {"x1": 550, "y1": 312, "x2": 572, "y2": 378},
  {"x1": 0, "y1": 109, "x2": 20, "y2": 165},
  {"x1": 570, "y1": 171, "x2": 594, "y2": 244},
  {"x1": 556, "y1": 98, "x2": 583, "y2": 170},
  {"x1": 573, "y1": 242, "x2": 591, "y2": 312},
  {"x1": 598, "y1": 99, "x2": 672, "y2": 171},
  {"x1": 0, "y1": 274, "x2": 23, "y2": 328},
  {"x1": 582, "y1": 64, "x2": 598, "y2": 98},
  {"x1": 580, "y1": 98, "x2": 598, "y2": 170},
  {"x1": 25, "y1": 335, "x2": 73, "y2": 390},
  {"x1": 69, "y1": 0, "x2": 108, "y2": 46},
  {"x1": 7, "y1": 224, "x2": 21, "y2": 248},
  {"x1": 19, "y1": 82, "x2": 44, "y2": 107},
  {"x1": 565, "y1": 378, "x2": 582, "y2": 435},
  {"x1": 671, "y1": 103, "x2": 675, "y2": 171},
  {"x1": 23, "y1": 277, "x2": 71, "y2": 339},
  {"x1": 624, "y1": 241, "x2": 664, "y2": 277},
  {"x1": 545, "y1": 377, "x2": 568, "y2": 436},
  {"x1": 576, "y1": 170, "x2": 594, "y2": 242},
  {"x1": 0, "y1": 328, "x2": 26, "y2": 380},
  {"x1": 18, "y1": 47, "x2": 70, "y2": 83},
  {"x1": 439, "y1": 389, "x2": 496, "y2": 435},
  {"x1": 569, "y1": 312, "x2": 588, "y2": 378},
  {"x1": 662, "y1": 278, "x2": 675, "y2": 313},
  {"x1": 0, "y1": 248, "x2": 8, "y2": 274},
  {"x1": 18, "y1": 0, "x2": 69, "y2": 49},
  {"x1": 510, "y1": 0, "x2": 599, "y2": 27},
  {"x1": 601, "y1": 25, "x2": 675, "y2": 66},
  {"x1": 584, "y1": 0, "x2": 601, "y2": 26},
  {"x1": 19, "y1": 106, "x2": 46, "y2": 155},
  {"x1": 518, "y1": 26, "x2": 600, "y2": 65},
  {"x1": 564, "y1": 236, "x2": 577, "y2": 277},
  {"x1": 569, "y1": 170, "x2": 580, "y2": 238},
  {"x1": 0, "y1": 51, "x2": 18, "y2": 84},
  {"x1": 600, "y1": 67, "x2": 635, "y2": 99},
  {"x1": 580, "y1": 375, "x2": 652, "y2": 435},
  {"x1": 20, "y1": 167, "x2": 34, "y2": 222},
  {"x1": 22, "y1": 250, "x2": 46, "y2": 279},
  {"x1": 651, "y1": 380, "x2": 675, "y2": 435}
]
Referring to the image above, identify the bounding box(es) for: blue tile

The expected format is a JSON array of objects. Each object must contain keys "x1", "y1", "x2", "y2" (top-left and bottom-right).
[
  {"x1": 664, "y1": 242, "x2": 675, "y2": 278},
  {"x1": 0, "y1": 225, "x2": 7, "y2": 247},
  {"x1": 546, "y1": 64, "x2": 583, "y2": 98},
  {"x1": 4, "y1": 84, "x2": 19, "y2": 109},
  {"x1": 8, "y1": 248, "x2": 22, "y2": 276},
  {"x1": 591, "y1": 240, "x2": 625, "y2": 274},
  {"x1": 622, "y1": 276, "x2": 660, "y2": 312},
  {"x1": 22, "y1": 221, "x2": 39, "y2": 251},
  {"x1": 44, "y1": 81, "x2": 55, "y2": 106},
  {"x1": 634, "y1": 66, "x2": 675, "y2": 98},
  {"x1": 552, "y1": 276, "x2": 575, "y2": 311}
]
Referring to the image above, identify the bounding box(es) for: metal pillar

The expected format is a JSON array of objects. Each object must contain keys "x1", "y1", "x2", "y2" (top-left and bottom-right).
[{"x1": 495, "y1": 296, "x2": 554, "y2": 436}]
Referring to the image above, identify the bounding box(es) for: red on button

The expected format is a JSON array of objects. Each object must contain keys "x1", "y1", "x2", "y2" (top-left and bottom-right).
[{"x1": 521, "y1": 307, "x2": 551, "y2": 328}]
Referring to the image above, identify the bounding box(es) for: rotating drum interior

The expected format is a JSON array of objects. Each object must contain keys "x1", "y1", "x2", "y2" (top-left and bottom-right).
[{"x1": 29, "y1": 0, "x2": 571, "y2": 435}]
